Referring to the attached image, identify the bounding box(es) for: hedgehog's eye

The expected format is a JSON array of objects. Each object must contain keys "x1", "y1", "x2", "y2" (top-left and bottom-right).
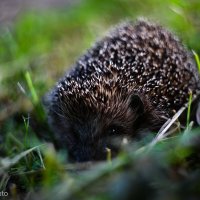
[
  {"x1": 107, "y1": 125, "x2": 123, "y2": 135},
  {"x1": 108, "y1": 127, "x2": 117, "y2": 135}
]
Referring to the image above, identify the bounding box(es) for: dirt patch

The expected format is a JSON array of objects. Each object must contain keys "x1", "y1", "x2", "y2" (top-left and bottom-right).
[{"x1": 0, "y1": 0, "x2": 80, "y2": 25}]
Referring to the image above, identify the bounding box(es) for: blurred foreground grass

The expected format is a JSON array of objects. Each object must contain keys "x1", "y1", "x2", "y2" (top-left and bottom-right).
[{"x1": 0, "y1": 0, "x2": 200, "y2": 199}]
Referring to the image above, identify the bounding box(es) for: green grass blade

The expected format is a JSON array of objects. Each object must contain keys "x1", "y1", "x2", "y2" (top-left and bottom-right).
[
  {"x1": 192, "y1": 50, "x2": 200, "y2": 74},
  {"x1": 25, "y1": 71, "x2": 39, "y2": 105}
]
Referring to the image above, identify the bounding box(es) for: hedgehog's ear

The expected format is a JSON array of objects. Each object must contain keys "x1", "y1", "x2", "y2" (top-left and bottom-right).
[{"x1": 129, "y1": 94, "x2": 144, "y2": 115}]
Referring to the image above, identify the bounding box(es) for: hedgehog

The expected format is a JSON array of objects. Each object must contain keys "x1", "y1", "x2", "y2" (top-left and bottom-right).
[{"x1": 44, "y1": 19, "x2": 200, "y2": 162}]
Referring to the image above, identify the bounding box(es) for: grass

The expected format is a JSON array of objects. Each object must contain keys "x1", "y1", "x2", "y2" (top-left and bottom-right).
[{"x1": 0, "y1": 0, "x2": 200, "y2": 199}]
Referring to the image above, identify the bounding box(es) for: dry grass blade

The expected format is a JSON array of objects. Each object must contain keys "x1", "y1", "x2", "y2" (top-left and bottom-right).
[{"x1": 149, "y1": 106, "x2": 185, "y2": 148}]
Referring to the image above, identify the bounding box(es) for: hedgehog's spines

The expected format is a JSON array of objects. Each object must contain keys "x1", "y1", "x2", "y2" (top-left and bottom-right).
[{"x1": 55, "y1": 20, "x2": 197, "y2": 114}]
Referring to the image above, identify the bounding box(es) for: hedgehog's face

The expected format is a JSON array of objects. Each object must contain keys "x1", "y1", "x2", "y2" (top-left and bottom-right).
[
  {"x1": 48, "y1": 93, "x2": 160, "y2": 162},
  {"x1": 46, "y1": 92, "x2": 163, "y2": 162}
]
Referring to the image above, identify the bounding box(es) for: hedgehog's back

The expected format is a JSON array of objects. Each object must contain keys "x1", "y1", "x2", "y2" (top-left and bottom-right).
[{"x1": 63, "y1": 19, "x2": 199, "y2": 116}]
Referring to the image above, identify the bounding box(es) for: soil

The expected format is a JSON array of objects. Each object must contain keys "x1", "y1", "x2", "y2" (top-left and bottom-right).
[{"x1": 0, "y1": 0, "x2": 80, "y2": 26}]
